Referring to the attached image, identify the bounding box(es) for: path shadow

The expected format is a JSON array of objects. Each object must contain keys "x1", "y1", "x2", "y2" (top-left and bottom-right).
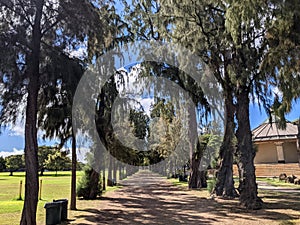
[{"x1": 70, "y1": 170, "x2": 300, "y2": 224}]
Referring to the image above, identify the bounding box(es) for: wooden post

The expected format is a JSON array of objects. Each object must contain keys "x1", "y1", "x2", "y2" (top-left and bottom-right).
[
  {"x1": 18, "y1": 180, "x2": 22, "y2": 200},
  {"x1": 39, "y1": 180, "x2": 42, "y2": 200}
]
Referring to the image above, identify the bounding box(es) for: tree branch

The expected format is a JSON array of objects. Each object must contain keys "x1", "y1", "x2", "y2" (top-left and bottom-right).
[{"x1": 1, "y1": 1, "x2": 33, "y2": 27}]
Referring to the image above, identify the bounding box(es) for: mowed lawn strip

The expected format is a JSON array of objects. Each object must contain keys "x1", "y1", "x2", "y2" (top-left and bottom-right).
[
  {"x1": 0, "y1": 170, "x2": 122, "y2": 225},
  {"x1": 0, "y1": 171, "x2": 83, "y2": 225}
]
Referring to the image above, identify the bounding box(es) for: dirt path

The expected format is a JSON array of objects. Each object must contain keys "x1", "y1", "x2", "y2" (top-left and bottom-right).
[
  {"x1": 68, "y1": 170, "x2": 300, "y2": 225},
  {"x1": 257, "y1": 180, "x2": 300, "y2": 193}
]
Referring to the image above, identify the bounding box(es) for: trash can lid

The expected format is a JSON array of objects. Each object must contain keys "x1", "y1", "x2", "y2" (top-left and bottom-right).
[
  {"x1": 53, "y1": 199, "x2": 68, "y2": 202},
  {"x1": 44, "y1": 202, "x2": 61, "y2": 208}
]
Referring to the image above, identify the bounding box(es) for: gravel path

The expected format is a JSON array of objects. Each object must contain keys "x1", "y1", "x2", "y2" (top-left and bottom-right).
[{"x1": 69, "y1": 170, "x2": 300, "y2": 225}]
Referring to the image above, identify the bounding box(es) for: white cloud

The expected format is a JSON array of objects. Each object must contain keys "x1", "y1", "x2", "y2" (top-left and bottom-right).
[
  {"x1": 8, "y1": 115, "x2": 45, "y2": 139},
  {"x1": 9, "y1": 122, "x2": 25, "y2": 137},
  {"x1": 0, "y1": 148, "x2": 24, "y2": 158}
]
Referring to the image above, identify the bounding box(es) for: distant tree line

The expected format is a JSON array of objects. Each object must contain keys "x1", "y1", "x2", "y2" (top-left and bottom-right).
[{"x1": 0, "y1": 146, "x2": 84, "y2": 176}]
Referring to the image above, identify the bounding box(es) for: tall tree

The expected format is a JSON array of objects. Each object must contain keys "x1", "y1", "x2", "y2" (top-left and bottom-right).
[
  {"x1": 45, "y1": 149, "x2": 71, "y2": 176},
  {"x1": 123, "y1": 0, "x2": 236, "y2": 194},
  {"x1": 124, "y1": 0, "x2": 300, "y2": 208},
  {"x1": 38, "y1": 55, "x2": 84, "y2": 209},
  {"x1": 0, "y1": 156, "x2": 6, "y2": 172},
  {"x1": 161, "y1": 0, "x2": 240, "y2": 198},
  {"x1": 38, "y1": 146, "x2": 57, "y2": 176},
  {"x1": 148, "y1": 98, "x2": 182, "y2": 166},
  {"x1": 140, "y1": 61, "x2": 210, "y2": 186},
  {"x1": 0, "y1": 1, "x2": 113, "y2": 223},
  {"x1": 5, "y1": 154, "x2": 25, "y2": 176},
  {"x1": 225, "y1": 0, "x2": 280, "y2": 209},
  {"x1": 261, "y1": 0, "x2": 300, "y2": 127}
]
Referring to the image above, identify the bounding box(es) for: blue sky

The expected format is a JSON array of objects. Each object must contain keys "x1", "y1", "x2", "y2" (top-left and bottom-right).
[
  {"x1": 0, "y1": 125, "x2": 58, "y2": 157},
  {"x1": 0, "y1": 100, "x2": 299, "y2": 157},
  {"x1": 250, "y1": 100, "x2": 300, "y2": 129}
]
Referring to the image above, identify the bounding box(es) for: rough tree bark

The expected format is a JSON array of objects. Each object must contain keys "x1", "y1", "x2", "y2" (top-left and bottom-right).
[
  {"x1": 189, "y1": 141, "x2": 207, "y2": 189},
  {"x1": 102, "y1": 160, "x2": 106, "y2": 191},
  {"x1": 188, "y1": 101, "x2": 206, "y2": 189},
  {"x1": 70, "y1": 131, "x2": 77, "y2": 210},
  {"x1": 108, "y1": 156, "x2": 113, "y2": 186},
  {"x1": 213, "y1": 92, "x2": 238, "y2": 197},
  {"x1": 88, "y1": 169, "x2": 100, "y2": 199},
  {"x1": 189, "y1": 154, "x2": 202, "y2": 188},
  {"x1": 113, "y1": 159, "x2": 117, "y2": 184},
  {"x1": 236, "y1": 88, "x2": 263, "y2": 209},
  {"x1": 20, "y1": 1, "x2": 44, "y2": 224},
  {"x1": 119, "y1": 164, "x2": 124, "y2": 180}
]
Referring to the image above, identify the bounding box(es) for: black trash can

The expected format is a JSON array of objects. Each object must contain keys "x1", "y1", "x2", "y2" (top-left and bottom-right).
[
  {"x1": 53, "y1": 199, "x2": 68, "y2": 221},
  {"x1": 44, "y1": 202, "x2": 62, "y2": 225}
]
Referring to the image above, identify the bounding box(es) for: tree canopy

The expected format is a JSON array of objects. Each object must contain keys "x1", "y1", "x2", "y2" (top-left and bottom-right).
[
  {"x1": 0, "y1": 0, "x2": 127, "y2": 223},
  {"x1": 5, "y1": 154, "x2": 25, "y2": 176}
]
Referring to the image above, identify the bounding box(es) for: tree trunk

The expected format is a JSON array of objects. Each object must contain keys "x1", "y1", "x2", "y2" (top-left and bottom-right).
[
  {"x1": 187, "y1": 102, "x2": 204, "y2": 189},
  {"x1": 88, "y1": 169, "x2": 100, "y2": 199},
  {"x1": 189, "y1": 144, "x2": 207, "y2": 188},
  {"x1": 102, "y1": 160, "x2": 106, "y2": 191},
  {"x1": 113, "y1": 159, "x2": 117, "y2": 184},
  {"x1": 108, "y1": 156, "x2": 113, "y2": 186},
  {"x1": 236, "y1": 88, "x2": 262, "y2": 209},
  {"x1": 170, "y1": 160, "x2": 174, "y2": 178},
  {"x1": 122, "y1": 165, "x2": 125, "y2": 180},
  {"x1": 119, "y1": 163, "x2": 123, "y2": 180},
  {"x1": 70, "y1": 131, "x2": 77, "y2": 210},
  {"x1": 20, "y1": 1, "x2": 44, "y2": 224},
  {"x1": 213, "y1": 93, "x2": 238, "y2": 198},
  {"x1": 189, "y1": 151, "x2": 201, "y2": 188}
]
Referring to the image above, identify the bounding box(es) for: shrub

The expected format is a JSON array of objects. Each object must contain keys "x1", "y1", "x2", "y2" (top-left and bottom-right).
[
  {"x1": 207, "y1": 177, "x2": 217, "y2": 194},
  {"x1": 77, "y1": 165, "x2": 102, "y2": 199}
]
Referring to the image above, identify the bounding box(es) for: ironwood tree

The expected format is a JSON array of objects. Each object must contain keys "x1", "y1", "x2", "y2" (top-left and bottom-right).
[
  {"x1": 37, "y1": 54, "x2": 84, "y2": 209},
  {"x1": 38, "y1": 146, "x2": 58, "y2": 176},
  {"x1": 5, "y1": 154, "x2": 25, "y2": 176},
  {"x1": 0, "y1": 0, "x2": 118, "y2": 223},
  {"x1": 123, "y1": 0, "x2": 300, "y2": 209},
  {"x1": 45, "y1": 149, "x2": 71, "y2": 176},
  {"x1": 0, "y1": 156, "x2": 6, "y2": 172}
]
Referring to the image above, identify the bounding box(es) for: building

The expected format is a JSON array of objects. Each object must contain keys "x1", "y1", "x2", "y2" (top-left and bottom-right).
[
  {"x1": 251, "y1": 118, "x2": 300, "y2": 177},
  {"x1": 233, "y1": 118, "x2": 300, "y2": 177},
  {"x1": 252, "y1": 119, "x2": 300, "y2": 164}
]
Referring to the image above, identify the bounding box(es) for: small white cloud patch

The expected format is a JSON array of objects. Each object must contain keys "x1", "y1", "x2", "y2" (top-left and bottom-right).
[{"x1": 0, "y1": 148, "x2": 24, "y2": 158}]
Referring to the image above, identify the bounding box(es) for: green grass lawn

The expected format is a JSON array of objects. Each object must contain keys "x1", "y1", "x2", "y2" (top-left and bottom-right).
[
  {"x1": 257, "y1": 177, "x2": 300, "y2": 189},
  {"x1": 0, "y1": 171, "x2": 82, "y2": 225},
  {"x1": 0, "y1": 171, "x2": 123, "y2": 225},
  {"x1": 0, "y1": 170, "x2": 123, "y2": 225},
  {"x1": 2, "y1": 172, "x2": 299, "y2": 225}
]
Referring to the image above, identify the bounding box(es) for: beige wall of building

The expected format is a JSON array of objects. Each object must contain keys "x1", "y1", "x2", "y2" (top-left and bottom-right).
[
  {"x1": 283, "y1": 142, "x2": 298, "y2": 163},
  {"x1": 254, "y1": 142, "x2": 277, "y2": 163},
  {"x1": 254, "y1": 140, "x2": 298, "y2": 164}
]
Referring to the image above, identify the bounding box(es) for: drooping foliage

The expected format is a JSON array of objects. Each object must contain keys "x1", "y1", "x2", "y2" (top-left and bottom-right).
[
  {"x1": 124, "y1": 0, "x2": 300, "y2": 208},
  {"x1": 0, "y1": 0, "x2": 127, "y2": 223}
]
